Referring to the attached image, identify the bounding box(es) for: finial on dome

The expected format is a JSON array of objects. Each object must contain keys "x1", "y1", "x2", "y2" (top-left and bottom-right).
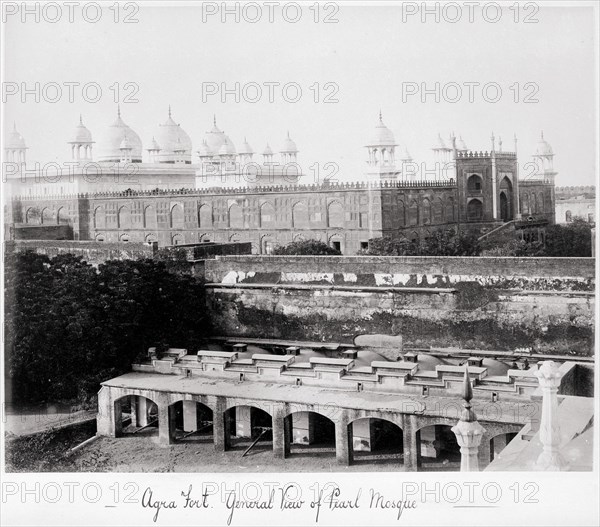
[
  {"x1": 168, "y1": 105, "x2": 172, "y2": 118},
  {"x1": 379, "y1": 109, "x2": 383, "y2": 122},
  {"x1": 213, "y1": 114, "x2": 217, "y2": 126},
  {"x1": 117, "y1": 104, "x2": 121, "y2": 118},
  {"x1": 541, "y1": 130, "x2": 544, "y2": 140},
  {"x1": 460, "y1": 365, "x2": 476, "y2": 422},
  {"x1": 79, "y1": 114, "x2": 83, "y2": 125}
]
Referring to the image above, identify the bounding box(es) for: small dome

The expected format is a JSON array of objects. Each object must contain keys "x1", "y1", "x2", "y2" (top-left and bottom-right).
[
  {"x1": 197, "y1": 139, "x2": 211, "y2": 157},
  {"x1": 353, "y1": 350, "x2": 389, "y2": 367},
  {"x1": 97, "y1": 107, "x2": 143, "y2": 162},
  {"x1": 400, "y1": 145, "x2": 412, "y2": 161},
  {"x1": 70, "y1": 116, "x2": 93, "y2": 144},
  {"x1": 413, "y1": 354, "x2": 447, "y2": 370},
  {"x1": 433, "y1": 133, "x2": 448, "y2": 150},
  {"x1": 535, "y1": 131, "x2": 553, "y2": 156},
  {"x1": 263, "y1": 144, "x2": 273, "y2": 155},
  {"x1": 366, "y1": 112, "x2": 397, "y2": 147},
  {"x1": 147, "y1": 137, "x2": 161, "y2": 151},
  {"x1": 219, "y1": 135, "x2": 236, "y2": 155},
  {"x1": 203, "y1": 116, "x2": 227, "y2": 155},
  {"x1": 280, "y1": 131, "x2": 298, "y2": 153},
  {"x1": 457, "y1": 136, "x2": 468, "y2": 151},
  {"x1": 120, "y1": 135, "x2": 132, "y2": 149},
  {"x1": 238, "y1": 137, "x2": 254, "y2": 155},
  {"x1": 6, "y1": 123, "x2": 27, "y2": 149},
  {"x1": 154, "y1": 107, "x2": 192, "y2": 162}
]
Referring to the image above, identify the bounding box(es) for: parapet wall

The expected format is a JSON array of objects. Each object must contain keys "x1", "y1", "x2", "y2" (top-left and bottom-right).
[{"x1": 204, "y1": 256, "x2": 595, "y2": 356}]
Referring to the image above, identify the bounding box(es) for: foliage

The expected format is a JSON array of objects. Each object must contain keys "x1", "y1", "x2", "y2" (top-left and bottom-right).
[
  {"x1": 363, "y1": 229, "x2": 481, "y2": 256},
  {"x1": 273, "y1": 239, "x2": 341, "y2": 255},
  {"x1": 543, "y1": 218, "x2": 593, "y2": 257},
  {"x1": 4, "y1": 252, "x2": 210, "y2": 404},
  {"x1": 153, "y1": 247, "x2": 192, "y2": 274}
]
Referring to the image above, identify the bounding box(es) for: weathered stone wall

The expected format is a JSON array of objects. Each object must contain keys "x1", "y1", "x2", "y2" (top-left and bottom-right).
[
  {"x1": 6, "y1": 240, "x2": 156, "y2": 265},
  {"x1": 204, "y1": 256, "x2": 595, "y2": 356}
]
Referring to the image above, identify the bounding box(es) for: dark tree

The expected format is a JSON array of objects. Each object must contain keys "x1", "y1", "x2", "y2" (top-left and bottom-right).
[
  {"x1": 273, "y1": 239, "x2": 341, "y2": 255},
  {"x1": 4, "y1": 252, "x2": 210, "y2": 405},
  {"x1": 363, "y1": 229, "x2": 480, "y2": 256}
]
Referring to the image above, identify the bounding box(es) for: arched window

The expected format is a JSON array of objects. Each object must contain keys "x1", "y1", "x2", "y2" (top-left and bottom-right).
[
  {"x1": 57, "y1": 207, "x2": 70, "y2": 225},
  {"x1": 144, "y1": 205, "x2": 157, "y2": 229},
  {"x1": 260, "y1": 202, "x2": 276, "y2": 228},
  {"x1": 521, "y1": 193, "x2": 530, "y2": 214},
  {"x1": 327, "y1": 201, "x2": 344, "y2": 228},
  {"x1": 170, "y1": 204, "x2": 184, "y2": 229},
  {"x1": 229, "y1": 203, "x2": 244, "y2": 229},
  {"x1": 292, "y1": 202, "x2": 309, "y2": 229},
  {"x1": 397, "y1": 200, "x2": 406, "y2": 227},
  {"x1": 445, "y1": 197, "x2": 455, "y2": 222},
  {"x1": 93, "y1": 206, "x2": 105, "y2": 229},
  {"x1": 118, "y1": 205, "x2": 131, "y2": 229},
  {"x1": 198, "y1": 204, "x2": 213, "y2": 228},
  {"x1": 408, "y1": 200, "x2": 419, "y2": 226},
  {"x1": 565, "y1": 210, "x2": 572, "y2": 222},
  {"x1": 467, "y1": 174, "x2": 482, "y2": 193},
  {"x1": 467, "y1": 199, "x2": 483, "y2": 221},
  {"x1": 433, "y1": 198, "x2": 444, "y2": 224},
  {"x1": 422, "y1": 198, "x2": 432, "y2": 224}
]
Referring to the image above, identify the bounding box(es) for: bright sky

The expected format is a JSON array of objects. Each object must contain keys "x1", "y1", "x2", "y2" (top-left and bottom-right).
[{"x1": 2, "y1": 1, "x2": 597, "y2": 186}]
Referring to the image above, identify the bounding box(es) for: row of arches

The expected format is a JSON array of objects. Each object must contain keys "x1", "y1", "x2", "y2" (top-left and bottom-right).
[
  {"x1": 24, "y1": 206, "x2": 71, "y2": 225},
  {"x1": 395, "y1": 197, "x2": 455, "y2": 227},
  {"x1": 114, "y1": 395, "x2": 517, "y2": 469},
  {"x1": 521, "y1": 191, "x2": 548, "y2": 215}
]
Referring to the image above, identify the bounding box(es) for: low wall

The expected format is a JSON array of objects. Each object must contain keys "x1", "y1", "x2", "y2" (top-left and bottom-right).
[
  {"x1": 204, "y1": 256, "x2": 595, "y2": 356},
  {"x1": 6, "y1": 240, "x2": 156, "y2": 264}
]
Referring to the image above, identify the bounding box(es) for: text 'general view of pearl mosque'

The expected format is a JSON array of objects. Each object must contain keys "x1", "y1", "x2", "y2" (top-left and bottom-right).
[{"x1": 5, "y1": 106, "x2": 558, "y2": 253}]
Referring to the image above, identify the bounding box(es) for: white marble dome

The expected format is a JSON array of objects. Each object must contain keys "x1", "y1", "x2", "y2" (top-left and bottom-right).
[
  {"x1": 203, "y1": 117, "x2": 227, "y2": 155},
  {"x1": 97, "y1": 108, "x2": 143, "y2": 162},
  {"x1": 70, "y1": 116, "x2": 93, "y2": 144},
  {"x1": 280, "y1": 131, "x2": 298, "y2": 153},
  {"x1": 154, "y1": 108, "x2": 192, "y2": 163},
  {"x1": 238, "y1": 137, "x2": 254, "y2": 155},
  {"x1": 535, "y1": 132, "x2": 553, "y2": 156},
  {"x1": 6, "y1": 123, "x2": 27, "y2": 149},
  {"x1": 367, "y1": 113, "x2": 397, "y2": 147}
]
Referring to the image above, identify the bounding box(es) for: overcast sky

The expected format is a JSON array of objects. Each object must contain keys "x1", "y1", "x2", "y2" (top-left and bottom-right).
[{"x1": 2, "y1": 2, "x2": 597, "y2": 186}]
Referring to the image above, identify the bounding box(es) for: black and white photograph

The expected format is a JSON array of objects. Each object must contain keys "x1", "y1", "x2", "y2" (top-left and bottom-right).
[{"x1": 1, "y1": 1, "x2": 598, "y2": 525}]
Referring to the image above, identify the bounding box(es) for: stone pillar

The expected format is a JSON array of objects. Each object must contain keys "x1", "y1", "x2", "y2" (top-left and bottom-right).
[
  {"x1": 183, "y1": 400, "x2": 198, "y2": 432},
  {"x1": 292, "y1": 412, "x2": 315, "y2": 445},
  {"x1": 236, "y1": 406, "x2": 253, "y2": 438},
  {"x1": 129, "y1": 395, "x2": 138, "y2": 427},
  {"x1": 158, "y1": 402, "x2": 176, "y2": 446},
  {"x1": 213, "y1": 397, "x2": 229, "y2": 451},
  {"x1": 478, "y1": 434, "x2": 492, "y2": 469},
  {"x1": 352, "y1": 418, "x2": 373, "y2": 452},
  {"x1": 97, "y1": 386, "x2": 122, "y2": 437},
  {"x1": 452, "y1": 366, "x2": 485, "y2": 472},
  {"x1": 335, "y1": 413, "x2": 352, "y2": 465},
  {"x1": 402, "y1": 415, "x2": 420, "y2": 471},
  {"x1": 283, "y1": 415, "x2": 292, "y2": 458},
  {"x1": 272, "y1": 406, "x2": 287, "y2": 459},
  {"x1": 534, "y1": 361, "x2": 569, "y2": 471},
  {"x1": 137, "y1": 397, "x2": 150, "y2": 427}
]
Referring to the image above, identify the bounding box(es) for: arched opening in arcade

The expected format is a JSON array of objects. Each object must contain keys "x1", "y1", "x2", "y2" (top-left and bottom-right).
[
  {"x1": 499, "y1": 177, "x2": 513, "y2": 221},
  {"x1": 283, "y1": 411, "x2": 336, "y2": 458},
  {"x1": 116, "y1": 395, "x2": 159, "y2": 438},
  {"x1": 417, "y1": 424, "x2": 461, "y2": 471},
  {"x1": 223, "y1": 405, "x2": 273, "y2": 454},
  {"x1": 466, "y1": 198, "x2": 483, "y2": 221},
  {"x1": 349, "y1": 418, "x2": 404, "y2": 466},
  {"x1": 489, "y1": 432, "x2": 518, "y2": 462},
  {"x1": 168, "y1": 400, "x2": 214, "y2": 444}
]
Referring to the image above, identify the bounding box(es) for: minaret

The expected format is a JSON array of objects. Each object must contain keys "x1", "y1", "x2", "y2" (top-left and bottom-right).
[
  {"x1": 5, "y1": 122, "x2": 28, "y2": 164},
  {"x1": 262, "y1": 144, "x2": 274, "y2": 165},
  {"x1": 147, "y1": 137, "x2": 161, "y2": 163},
  {"x1": 68, "y1": 115, "x2": 94, "y2": 161},
  {"x1": 119, "y1": 135, "x2": 133, "y2": 163},
  {"x1": 451, "y1": 366, "x2": 486, "y2": 472},
  {"x1": 533, "y1": 131, "x2": 557, "y2": 183},
  {"x1": 365, "y1": 111, "x2": 398, "y2": 182},
  {"x1": 280, "y1": 131, "x2": 299, "y2": 164}
]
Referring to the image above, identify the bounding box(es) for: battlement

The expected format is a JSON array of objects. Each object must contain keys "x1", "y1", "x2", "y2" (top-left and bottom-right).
[
  {"x1": 456, "y1": 150, "x2": 516, "y2": 159},
  {"x1": 9, "y1": 179, "x2": 457, "y2": 202},
  {"x1": 131, "y1": 347, "x2": 558, "y2": 402}
]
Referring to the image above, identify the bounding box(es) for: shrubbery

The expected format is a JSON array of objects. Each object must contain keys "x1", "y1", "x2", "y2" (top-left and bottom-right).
[{"x1": 4, "y1": 252, "x2": 210, "y2": 405}]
